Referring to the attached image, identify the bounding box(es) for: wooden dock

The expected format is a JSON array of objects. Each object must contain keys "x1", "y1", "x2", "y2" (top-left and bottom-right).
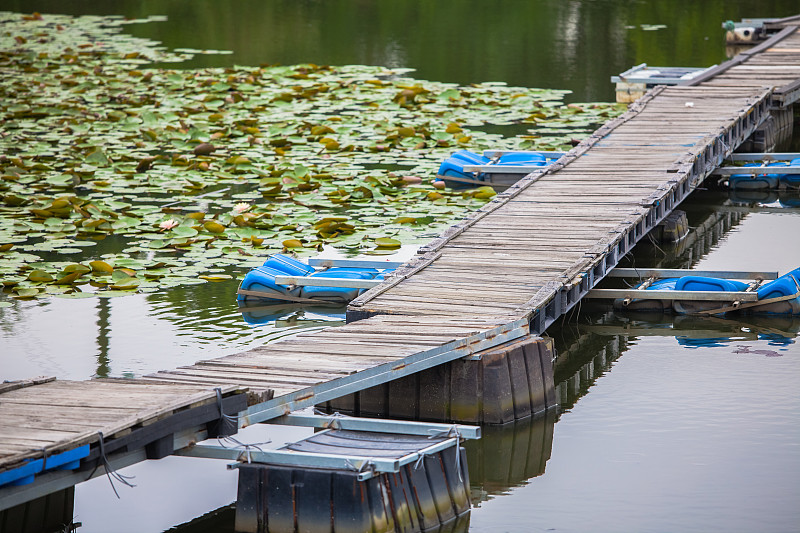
[{"x1": 3, "y1": 17, "x2": 800, "y2": 519}]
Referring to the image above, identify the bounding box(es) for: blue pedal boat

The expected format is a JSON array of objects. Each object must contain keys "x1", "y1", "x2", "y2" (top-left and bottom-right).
[
  {"x1": 615, "y1": 268, "x2": 800, "y2": 316},
  {"x1": 434, "y1": 150, "x2": 562, "y2": 188},
  {"x1": 728, "y1": 157, "x2": 800, "y2": 190},
  {"x1": 237, "y1": 254, "x2": 394, "y2": 305}
]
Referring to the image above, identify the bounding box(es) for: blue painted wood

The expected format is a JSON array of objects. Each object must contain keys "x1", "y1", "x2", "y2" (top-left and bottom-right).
[{"x1": 0, "y1": 445, "x2": 89, "y2": 488}]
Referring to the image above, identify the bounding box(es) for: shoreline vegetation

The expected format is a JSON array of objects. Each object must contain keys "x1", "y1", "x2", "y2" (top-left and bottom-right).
[{"x1": 0, "y1": 11, "x2": 623, "y2": 302}]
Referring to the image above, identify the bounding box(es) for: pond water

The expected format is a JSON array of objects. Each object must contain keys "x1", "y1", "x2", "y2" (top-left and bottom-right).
[{"x1": 1, "y1": 1, "x2": 799, "y2": 531}]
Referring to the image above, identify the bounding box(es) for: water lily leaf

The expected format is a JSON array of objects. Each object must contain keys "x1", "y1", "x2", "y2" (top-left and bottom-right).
[
  {"x1": 112, "y1": 269, "x2": 136, "y2": 281},
  {"x1": 170, "y1": 226, "x2": 199, "y2": 238},
  {"x1": 54, "y1": 271, "x2": 85, "y2": 285},
  {"x1": 55, "y1": 292, "x2": 95, "y2": 299},
  {"x1": 27, "y1": 270, "x2": 54, "y2": 283},
  {"x1": 203, "y1": 221, "x2": 226, "y2": 233},
  {"x1": 90, "y1": 260, "x2": 114, "y2": 274},
  {"x1": 13, "y1": 288, "x2": 41, "y2": 298},
  {"x1": 282, "y1": 239, "x2": 303, "y2": 248},
  {"x1": 374, "y1": 237, "x2": 401, "y2": 249},
  {"x1": 63, "y1": 264, "x2": 91, "y2": 274},
  {"x1": 85, "y1": 149, "x2": 110, "y2": 166},
  {"x1": 109, "y1": 276, "x2": 140, "y2": 289},
  {"x1": 198, "y1": 274, "x2": 233, "y2": 281}
]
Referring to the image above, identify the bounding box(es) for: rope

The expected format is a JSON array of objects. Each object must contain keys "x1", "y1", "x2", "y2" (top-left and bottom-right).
[
  {"x1": 216, "y1": 435, "x2": 272, "y2": 464},
  {"x1": 312, "y1": 408, "x2": 351, "y2": 430},
  {"x1": 40, "y1": 447, "x2": 48, "y2": 472},
  {"x1": 87, "y1": 432, "x2": 136, "y2": 498},
  {"x1": 427, "y1": 424, "x2": 464, "y2": 482},
  {"x1": 344, "y1": 458, "x2": 376, "y2": 476},
  {"x1": 214, "y1": 387, "x2": 239, "y2": 425}
]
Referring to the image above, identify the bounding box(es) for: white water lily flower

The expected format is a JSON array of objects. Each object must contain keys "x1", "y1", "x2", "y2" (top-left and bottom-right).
[
  {"x1": 233, "y1": 202, "x2": 251, "y2": 213},
  {"x1": 159, "y1": 219, "x2": 179, "y2": 230}
]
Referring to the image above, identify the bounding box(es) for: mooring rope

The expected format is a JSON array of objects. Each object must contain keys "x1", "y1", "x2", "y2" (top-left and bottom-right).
[
  {"x1": 427, "y1": 424, "x2": 464, "y2": 482},
  {"x1": 312, "y1": 408, "x2": 351, "y2": 429},
  {"x1": 214, "y1": 387, "x2": 239, "y2": 426},
  {"x1": 39, "y1": 446, "x2": 48, "y2": 472},
  {"x1": 344, "y1": 457, "x2": 376, "y2": 476},
  {"x1": 88, "y1": 431, "x2": 136, "y2": 498},
  {"x1": 216, "y1": 435, "x2": 272, "y2": 464}
]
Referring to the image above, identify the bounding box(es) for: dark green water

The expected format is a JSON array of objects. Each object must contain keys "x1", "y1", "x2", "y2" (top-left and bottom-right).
[
  {"x1": 1, "y1": 0, "x2": 798, "y2": 102},
  {"x1": 1, "y1": 1, "x2": 800, "y2": 532}
]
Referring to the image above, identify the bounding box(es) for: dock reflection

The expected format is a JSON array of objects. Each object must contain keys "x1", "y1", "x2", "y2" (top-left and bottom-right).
[{"x1": 464, "y1": 411, "x2": 556, "y2": 505}]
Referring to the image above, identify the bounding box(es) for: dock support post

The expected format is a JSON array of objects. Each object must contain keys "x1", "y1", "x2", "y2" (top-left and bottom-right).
[
  {"x1": 320, "y1": 336, "x2": 557, "y2": 425},
  {"x1": 233, "y1": 450, "x2": 471, "y2": 533},
  {"x1": 0, "y1": 487, "x2": 77, "y2": 533}
]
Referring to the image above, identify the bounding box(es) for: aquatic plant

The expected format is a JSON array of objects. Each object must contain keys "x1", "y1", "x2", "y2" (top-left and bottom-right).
[{"x1": 0, "y1": 12, "x2": 623, "y2": 299}]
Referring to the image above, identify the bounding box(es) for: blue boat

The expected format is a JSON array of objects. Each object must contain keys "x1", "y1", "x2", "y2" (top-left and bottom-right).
[
  {"x1": 434, "y1": 150, "x2": 561, "y2": 188},
  {"x1": 615, "y1": 268, "x2": 800, "y2": 316},
  {"x1": 728, "y1": 157, "x2": 800, "y2": 190},
  {"x1": 237, "y1": 254, "x2": 393, "y2": 305}
]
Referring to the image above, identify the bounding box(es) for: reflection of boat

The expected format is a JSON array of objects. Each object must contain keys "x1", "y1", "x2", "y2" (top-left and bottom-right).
[
  {"x1": 609, "y1": 268, "x2": 800, "y2": 316},
  {"x1": 237, "y1": 302, "x2": 345, "y2": 326},
  {"x1": 435, "y1": 149, "x2": 562, "y2": 188},
  {"x1": 236, "y1": 255, "x2": 395, "y2": 305},
  {"x1": 582, "y1": 312, "x2": 799, "y2": 348}
]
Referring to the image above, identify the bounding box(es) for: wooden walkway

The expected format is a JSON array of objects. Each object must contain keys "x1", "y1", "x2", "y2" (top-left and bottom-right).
[{"x1": 2, "y1": 18, "x2": 800, "y2": 512}]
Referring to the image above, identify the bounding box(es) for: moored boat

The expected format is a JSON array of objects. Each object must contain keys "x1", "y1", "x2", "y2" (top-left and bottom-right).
[
  {"x1": 434, "y1": 149, "x2": 562, "y2": 188},
  {"x1": 615, "y1": 267, "x2": 800, "y2": 316},
  {"x1": 725, "y1": 156, "x2": 800, "y2": 190},
  {"x1": 237, "y1": 254, "x2": 393, "y2": 305}
]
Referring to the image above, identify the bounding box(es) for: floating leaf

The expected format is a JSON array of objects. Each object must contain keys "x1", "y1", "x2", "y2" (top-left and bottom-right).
[
  {"x1": 27, "y1": 270, "x2": 54, "y2": 283},
  {"x1": 199, "y1": 274, "x2": 233, "y2": 281},
  {"x1": 89, "y1": 260, "x2": 114, "y2": 274},
  {"x1": 282, "y1": 239, "x2": 303, "y2": 248},
  {"x1": 203, "y1": 221, "x2": 226, "y2": 233},
  {"x1": 374, "y1": 237, "x2": 401, "y2": 249},
  {"x1": 13, "y1": 288, "x2": 40, "y2": 298}
]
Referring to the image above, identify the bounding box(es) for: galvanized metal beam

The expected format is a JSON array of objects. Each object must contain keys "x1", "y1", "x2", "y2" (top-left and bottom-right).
[
  {"x1": 712, "y1": 165, "x2": 800, "y2": 176},
  {"x1": 607, "y1": 268, "x2": 778, "y2": 280},
  {"x1": 727, "y1": 152, "x2": 800, "y2": 161},
  {"x1": 585, "y1": 289, "x2": 760, "y2": 301},
  {"x1": 462, "y1": 164, "x2": 548, "y2": 174},
  {"x1": 308, "y1": 258, "x2": 403, "y2": 269},
  {"x1": 482, "y1": 150, "x2": 566, "y2": 159},
  {"x1": 176, "y1": 436, "x2": 459, "y2": 481},
  {"x1": 268, "y1": 414, "x2": 481, "y2": 440}
]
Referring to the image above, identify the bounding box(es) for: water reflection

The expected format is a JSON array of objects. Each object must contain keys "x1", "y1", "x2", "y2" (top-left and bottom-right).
[
  {"x1": 238, "y1": 302, "x2": 345, "y2": 327},
  {"x1": 95, "y1": 298, "x2": 111, "y2": 378},
  {"x1": 465, "y1": 411, "x2": 556, "y2": 505}
]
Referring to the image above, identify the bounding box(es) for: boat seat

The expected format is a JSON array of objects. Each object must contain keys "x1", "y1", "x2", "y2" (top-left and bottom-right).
[{"x1": 674, "y1": 276, "x2": 748, "y2": 292}]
